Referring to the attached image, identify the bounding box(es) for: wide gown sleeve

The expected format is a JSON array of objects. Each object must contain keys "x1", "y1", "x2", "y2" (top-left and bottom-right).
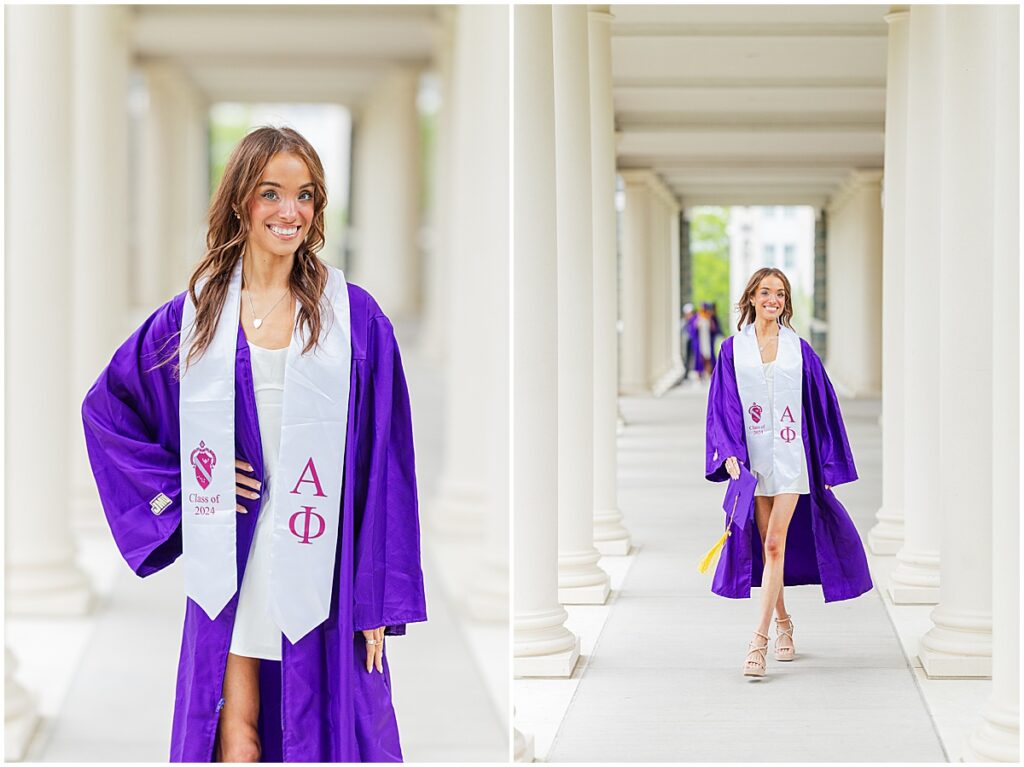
[
  {"x1": 352, "y1": 315, "x2": 428, "y2": 635},
  {"x1": 82, "y1": 298, "x2": 184, "y2": 577},
  {"x1": 705, "y1": 339, "x2": 748, "y2": 482},
  {"x1": 802, "y1": 341, "x2": 858, "y2": 487}
]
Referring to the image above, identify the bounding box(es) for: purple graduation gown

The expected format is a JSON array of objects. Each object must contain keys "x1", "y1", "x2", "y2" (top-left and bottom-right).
[
  {"x1": 82, "y1": 283, "x2": 428, "y2": 762},
  {"x1": 704, "y1": 335, "x2": 872, "y2": 603},
  {"x1": 687, "y1": 313, "x2": 718, "y2": 371}
]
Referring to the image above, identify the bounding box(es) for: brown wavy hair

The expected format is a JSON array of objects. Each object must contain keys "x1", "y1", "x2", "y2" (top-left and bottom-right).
[
  {"x1": 735, "y1": 267, "x2": 795, "y2": 331},
  {"x1": 172, "y1": 126, "x2": 330, "y2": 374}
]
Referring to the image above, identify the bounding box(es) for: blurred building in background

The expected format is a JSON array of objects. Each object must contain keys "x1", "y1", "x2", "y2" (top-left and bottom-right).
[{"x1": 5, "y1": 4, "x2": 509, "y2": 761}]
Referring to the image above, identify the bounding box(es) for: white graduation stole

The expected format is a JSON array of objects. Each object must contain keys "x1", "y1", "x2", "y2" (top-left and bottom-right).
[
  {"x1": 180, "y1": 260, "x2": 351, "y2": 644},
  {"x1": 733, "y1": 323, "x2": 805, "y2": 488}
]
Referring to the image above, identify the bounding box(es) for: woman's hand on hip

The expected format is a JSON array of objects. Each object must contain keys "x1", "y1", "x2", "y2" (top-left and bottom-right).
[
  {"x1": 234, "y1": 459, "x2": 261, "y2": 513},
  {"x1": 362, "y1": 627, "x2": 385, "y2": 673},
  {"x1": 724, "y1": 456, "x2": 740, "y2": 481}
]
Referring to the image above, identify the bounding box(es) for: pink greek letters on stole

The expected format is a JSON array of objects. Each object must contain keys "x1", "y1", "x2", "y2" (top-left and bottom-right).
[
  {"x1": 779, "y1": 406, "x2": 798, "y2": 444},
  {"x1": 288, "y1": 457, "x2": 327, "y2": 545}
]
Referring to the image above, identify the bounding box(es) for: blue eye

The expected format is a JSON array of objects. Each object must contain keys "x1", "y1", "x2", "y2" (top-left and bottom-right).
[
  {"x1": 299, "y1": 190, "x2": 313, "y2": 201},
  {"x1": 261, "y1": 190, "x2": 278, "y2": 201}
]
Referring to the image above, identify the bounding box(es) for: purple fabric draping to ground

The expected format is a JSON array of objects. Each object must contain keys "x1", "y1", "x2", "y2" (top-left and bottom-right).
[
  {"x1": 704, "y1": 334, "x2": 872, "y2": 603},
  {"x1": 82, "y1": 283, "x2": 427, "y2": 762}
]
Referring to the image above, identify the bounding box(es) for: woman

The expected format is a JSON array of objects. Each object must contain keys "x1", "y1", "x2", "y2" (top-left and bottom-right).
[
  {"x1": 82, "y1": 127, "x2": 427, "y2": 761},
  {"x1": 704, "y1": 268, "x2": 871, "y2": 677},
  {"x1": 688, "y1": 302, "x2": 721, "y2": 382}
]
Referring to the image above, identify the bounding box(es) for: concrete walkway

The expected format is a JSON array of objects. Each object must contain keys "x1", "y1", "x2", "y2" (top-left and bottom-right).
[
  {"x1": 547, "y1": 382, "x2": 946, "y2": 762},
  {"x1": 13, "y1": 326, "x2": 507, "y2": 762}
]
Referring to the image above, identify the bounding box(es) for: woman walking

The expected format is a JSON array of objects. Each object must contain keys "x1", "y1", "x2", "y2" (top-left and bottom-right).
[{"x1": 704, "y1": 267, "x2": 871, "y2": 677}]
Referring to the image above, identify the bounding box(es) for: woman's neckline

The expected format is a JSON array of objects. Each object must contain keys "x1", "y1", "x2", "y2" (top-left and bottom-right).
[{"x1": 248, "y1": 341, "x2": 289, "y2": 353}]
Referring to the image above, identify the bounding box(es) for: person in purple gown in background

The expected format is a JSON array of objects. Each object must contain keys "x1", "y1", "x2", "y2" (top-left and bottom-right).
[
  {"x1": 681, "y1": 303, "x2": 696, "y2": 381},
  {"x1": 82, "y1": 127, "x2": 427, "y2": 762},
  {"x1": 704, "y1": 267, "x2": 871, "y2": 678},
  {"x1": 688, "y1": 302, "x2": 721, "y2": 382}
]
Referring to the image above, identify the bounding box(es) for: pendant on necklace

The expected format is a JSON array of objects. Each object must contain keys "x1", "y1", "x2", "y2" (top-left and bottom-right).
[{"x1": 254, "y1": 318, "x2": 263, "y2": 329}]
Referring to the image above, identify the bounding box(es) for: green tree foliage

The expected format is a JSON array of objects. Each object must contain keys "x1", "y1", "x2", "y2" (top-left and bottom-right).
[
  {"x1": 209, "y1": 107, "x2": 253, "y2": 194},
  {"x1": 690, "y1": 206, "x2": 732, "y2": 337}
]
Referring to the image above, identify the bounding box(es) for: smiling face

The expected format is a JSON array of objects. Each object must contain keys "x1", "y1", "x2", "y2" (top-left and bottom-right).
[
  {"x1": 245, "y1": 151, "x2": 315, "y2": 261},
  {"x1": 751, "y1": 274, "x2": 787, "y2": 324}
]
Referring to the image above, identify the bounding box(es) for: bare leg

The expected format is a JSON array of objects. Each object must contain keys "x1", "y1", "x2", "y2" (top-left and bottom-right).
[
  {"x1": 745, "y1": 494, "x2": 799, "y2": 673},
  {"x1": 774, "y1": 590, "x2": 794, "y2": 658},
  {"x1": 755, "y1": 493, "x2": 800, "y2": 637},
  {"x1": 215, "y1": 653, "x2": 261, "y2": 763},
  {"x1": 759, "y1": 501, "x2": 793, "y2": 630}
]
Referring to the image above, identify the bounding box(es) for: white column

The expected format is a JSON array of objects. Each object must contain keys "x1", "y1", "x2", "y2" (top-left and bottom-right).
[
  {"x1": 645, "y1": 181, "x2": 683, "y2": 395},
  {"x1": 5, "y1": 647, "x2": 40, "y2": 761},
  {"x1": 647, "y1": 196, "x2": 667, "y2": 390},
  {"x1": 869, "y1": 9, "x2": 911, "y2": 555},
  {"x1": 888, "y1": 5, "x2": 943, "y2": 605},
  {"x1": 137, "y1": 62, "x2": 209, "y2": 306},
  {"x1": 514, "y1": 725, "x2": 535, "y2": 763},
  {"x1": 429, "y1": 7, "x2": 503, "y2": 538},
  {"x1": 553, "y1": 5, "x2": 610, "y2": 605},
  {"x1": 824, "y1": 170, "x2": 883, "y2": 397},
  {"x1": 349, "y1": 69, "x2": 421, "y2": 320},
  {"x1": 645, "y1": 195, "x2": 664, "y2": 390},
  {"x1": 420, "y1": 7, "x2": 456, "y2": 364},
  {"x1": 619, "y1": 172, "x2": 653, "y2": 394},
  {"x1": 464, "y1": 5, "x2": 511, "y2": 622},
  {"x1": 6, "y1": 5, "x2": 93, "y2": 615},
  {"x1": 513, "y1": 4, "x2": 580, "y2": 678},
  {"x1": 918, "y1": 5, "x2": 996, "y2": 679},
  {"x1": 667, "y1": 203, "x2": 683, "y2": 384},
  {"x1": 966, "y1": 5, "x2": 1019, "y2": 758},
  {"x1": 588, "y1": 5, "x2": 631, "y2": 556},
  {"x1": 71, "y1": 5, "x2": 132, "y2": 531}
]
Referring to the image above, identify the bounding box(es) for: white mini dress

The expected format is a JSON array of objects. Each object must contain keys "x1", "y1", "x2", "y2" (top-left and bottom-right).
[
  {"x1": 229, "y1": 343, "x2": 288, "y2": 661},
  {"x1": 753, "y1": 360, "x2": 811, "y2": 497}
]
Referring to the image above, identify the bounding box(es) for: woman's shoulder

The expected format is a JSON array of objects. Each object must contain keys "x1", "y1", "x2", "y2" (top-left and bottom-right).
[
  {"x1": 136, "y1": 291, "x2": 188, "y2": 338},
  {"x1": 345, "y1": 281, "x2": 386, "y2": 324},
  {"x1": 343, "y1": 280, "x2": 397, "y2": 362},
  {"x1": 344, "y1": 280, "x2": 394, "y2": 331}
]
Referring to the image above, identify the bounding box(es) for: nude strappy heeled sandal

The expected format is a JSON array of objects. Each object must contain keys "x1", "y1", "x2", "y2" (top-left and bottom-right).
[
  {"x1": 743, "y1": 631, "x2": 770, "y2": 677},
  {"x1": 774, "y1": 614, "x2": 795, "y2": 662}
]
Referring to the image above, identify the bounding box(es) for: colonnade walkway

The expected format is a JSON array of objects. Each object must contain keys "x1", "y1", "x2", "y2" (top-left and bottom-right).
[
  {"x1": 548, "y1": 381, "x2": 946, "y2": 762},
  {"x1": 14, "y1": 326, "x2": 506, "y2": 762}
]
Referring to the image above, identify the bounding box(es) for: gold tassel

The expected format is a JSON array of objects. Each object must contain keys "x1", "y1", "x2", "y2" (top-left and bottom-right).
[{"x1": 697, "y1": 528, "x2": 730, "y2": 574}]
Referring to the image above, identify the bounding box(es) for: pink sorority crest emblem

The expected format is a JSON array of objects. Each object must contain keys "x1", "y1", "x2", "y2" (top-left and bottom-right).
[
  {"x1": 189, "y1": 440, "x2": 217, "y2": 490},
  {"x1": 748, "y1": 403, "x2": 763, "y2": 424}
]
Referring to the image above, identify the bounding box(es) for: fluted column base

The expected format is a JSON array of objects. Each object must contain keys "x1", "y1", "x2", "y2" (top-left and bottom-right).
[
  {"x1": 515, "y1": 607, "x2": 580, "y2": 677},
  {"x1": 868, "y1": 505, "x2": 905, "y2": 554},
  {"x1": 7, "y1": 561, "x2": 93, "y2": 616},
  {"x1": 594, "y1": 507, "x2": 631, "y2": 556},
  {"x1": 514, "y1": 726, "x2": 535, "y2": 763},
  {"x1": 5, "y1": 648, "x2": 40, "y2": 762},
  {"x1": 557, "y1": 548, "x2": 610, "y2": 604},
  {"x1": 651, "y1": 361, "x2": 685, "y2": 397},
  {"x1": 888, "y1": 546, "x2": 941, "y2": 604},
  {"x1": 964, "y1": 700, "x2": 1020, "y2": 762},
  {"x1": 919, "y1": 607, "x2": 993, "y2": 678}
]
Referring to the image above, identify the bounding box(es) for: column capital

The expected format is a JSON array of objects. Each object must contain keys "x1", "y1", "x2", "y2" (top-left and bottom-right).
[
  {"x1": 885, "y1": 8, "x2": 910, "y2": 25},
  {"x1": 619, "y1": 169, "x2": 678, "y2": 210},
  {"x1": 827, "y1": 168, "x2": 883, "y2": 216}
]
